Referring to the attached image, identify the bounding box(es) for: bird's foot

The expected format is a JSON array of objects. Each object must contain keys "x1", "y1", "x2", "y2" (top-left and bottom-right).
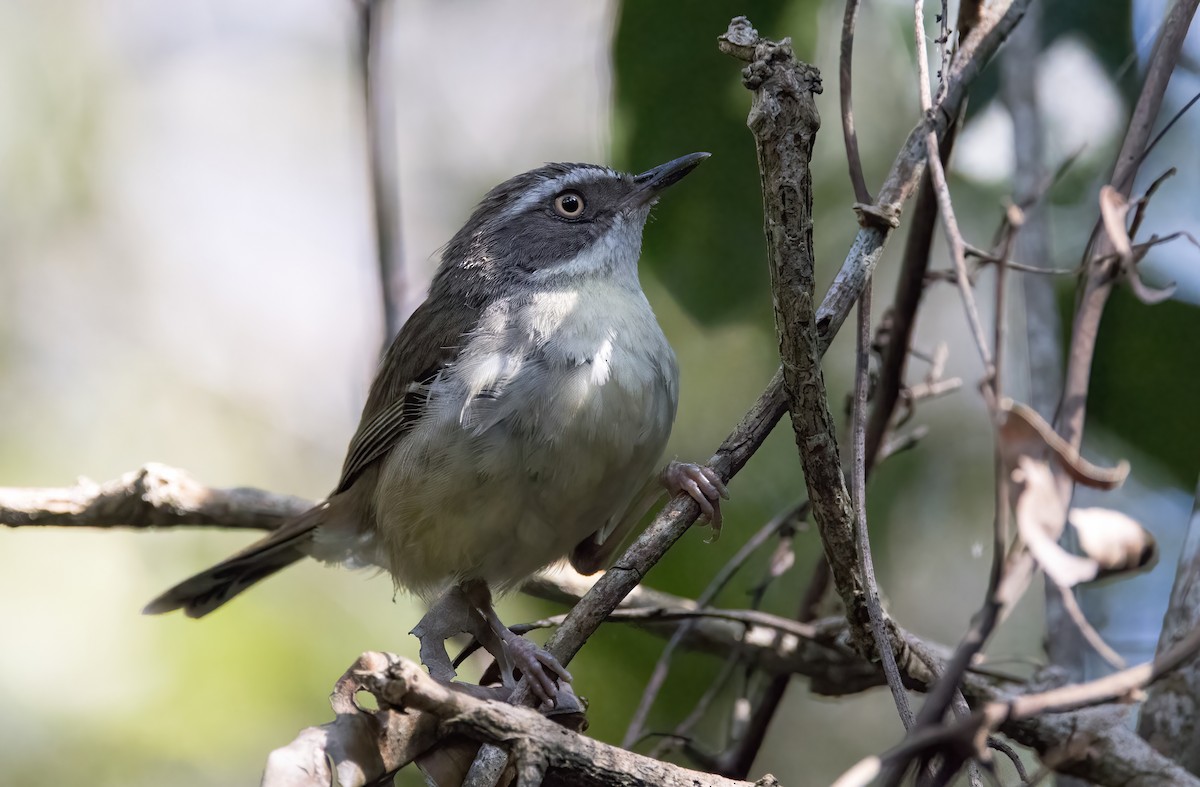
[
  {"x1": 496, "y1": 629, "x2": 573, "y2": 708},
  {"x1": 453, "y1": 579, "x2": 574, "y2": 708},
  {"x1": 662, "y1": 460, "x2": 729, "y2": 541}
]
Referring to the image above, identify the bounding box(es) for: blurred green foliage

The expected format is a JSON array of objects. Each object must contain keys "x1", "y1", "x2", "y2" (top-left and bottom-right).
[
  {"x1": 1078, "y1": 287, "x2": 1200, "y2": 487},
  {"x1": 613, "y1": 0, "x2": 813, "y2": 321}
]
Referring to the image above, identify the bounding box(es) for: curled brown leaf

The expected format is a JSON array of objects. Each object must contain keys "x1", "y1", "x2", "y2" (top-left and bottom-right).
[
  {"x1": 1099, "y1": 184, "x2": 1177, "y2": 304},
  {"x1": 997, "y1": 398, "x2": 1129, "y2": 490}
]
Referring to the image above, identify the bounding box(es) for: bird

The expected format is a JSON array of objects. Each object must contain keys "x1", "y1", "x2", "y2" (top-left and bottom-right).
[{"x1": 144, "y1": 153, "x2": 727, "y2": 705}]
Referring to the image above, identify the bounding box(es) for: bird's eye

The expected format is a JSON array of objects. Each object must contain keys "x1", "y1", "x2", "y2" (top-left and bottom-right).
[{"x1": 553, "y1": 191, "x2": 585, "y2": 218}]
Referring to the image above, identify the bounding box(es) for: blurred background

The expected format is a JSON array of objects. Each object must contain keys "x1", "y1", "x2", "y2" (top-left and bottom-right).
[{"x1": 1, "y1": 0, "x2": 1197, "y2": 784}]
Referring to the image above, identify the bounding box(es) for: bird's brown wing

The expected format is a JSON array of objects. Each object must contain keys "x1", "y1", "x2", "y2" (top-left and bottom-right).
[
  {"x1": 334, "y1": 294, "x2": 481, "y2": 494},
  {"x1": 143, "y1": 286, "x2": 483, "y2": 618}
]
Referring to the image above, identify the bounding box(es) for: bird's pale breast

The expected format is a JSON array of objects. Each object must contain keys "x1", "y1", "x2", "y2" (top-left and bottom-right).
[{"x1": 368, "y1": 282, "x2": 677, "y2": 597}]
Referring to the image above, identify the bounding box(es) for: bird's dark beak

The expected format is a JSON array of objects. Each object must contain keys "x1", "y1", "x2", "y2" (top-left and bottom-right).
[{"x1": 632, "y1": 152, "x2": 710, "y2": 205}]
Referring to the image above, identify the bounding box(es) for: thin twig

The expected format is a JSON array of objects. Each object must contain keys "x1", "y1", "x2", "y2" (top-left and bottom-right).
[
  {"x1": 622, "y1": 509, "x2": 798, "y2": 748},
  {"x1": 518, "y1": 606, "x2": 823, "y2": 644},
  {"x1": 1139, "y1": 89, "x2": 1200, "y2": 166},
  {"x1": 987, "y1": 736, "x2": 1029, "y2": 783},
  {"x1": 854, "y1": 280, "x2": 914, "y2": 728},
  {"x1": 934, "y1": 0, "x2": 953, "y2": 106},
  {"x1": 654, "y1": 505, "x2": 807, "y2": 763},
  {"x1": 1127, "y1": 167, "x2": 1177, "y2": 240},
  {"x1": 898, "y1": 0, "x2": 1019, "y2": 749},
  {"x1": 863, "y1": 126, "x2": 960, "y2": 471},
  {"x1": 1054, "y1": 581, "x2": 1126, "y2": 669},
  {"x1": 651, "y1": 638, "x2": 744, "y2": 760},
  {"x1": 841, "y1": 0, "x2": 872, "y2": 204},
  {"x1": 355, "y1": 0, "x2": 407, "y2": 352},
  {"x1": 914, "y1": 0, "x2": 993, "y2": 376}
]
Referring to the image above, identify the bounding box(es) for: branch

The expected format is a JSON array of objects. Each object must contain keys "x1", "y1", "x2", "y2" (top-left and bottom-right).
[
  {"x1": 0, "y1": 463, "x2": 308, "y2": 531},
  {"x1": 263, "y1": 652, "x2": 782, "y2": 787},
  {"x1": 355, "y1": 0, "x2": 408, "y2": 349},
  {"x1": 1055, "y1": 0, "x2": 1199, "y2": 456},
  {"x1": 622, "y1": 509, "x2": 797, "y2": 748},
  {"x1": 1138, "y1": 476, "x2": 1200, "y2": 773},
  {"x1": 726, "y1": 20, "x2": 869, "y2": 644},
  {"x1": 7, "y1": 460, "x2": 1190, "y2": 785},
  {"x1": 839, "y1": 0, "x2": 871, "y2": 205},
  {"x1": 852, "y1": 280, "x2": 912, "y2": 726}
]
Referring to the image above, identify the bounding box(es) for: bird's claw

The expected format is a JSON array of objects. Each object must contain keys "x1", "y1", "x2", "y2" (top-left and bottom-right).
[
  {"x1": 499, "y1": 631, "x2": 573, "y2": 707},
  {"x1": 662, "y1": 460, "x2": 730, "y2": 541}
]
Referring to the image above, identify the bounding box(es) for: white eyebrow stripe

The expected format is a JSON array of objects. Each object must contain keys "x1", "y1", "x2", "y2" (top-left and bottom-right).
[{"x1": 498, "y1": 166, "x2": 620, "y2": 221}]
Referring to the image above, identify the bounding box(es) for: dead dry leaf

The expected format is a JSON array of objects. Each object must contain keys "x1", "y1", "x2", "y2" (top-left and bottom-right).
[
  {"x1": 1099, "y1": 184, "x2": 1177, "y2": 304},
  {"x1": 1069, "y1": 507, "x2": 1158, "y2": 579},
  {"x1": 994, "y1": 399, "x2": 1131, "y2": 608},
  {"x1": 1011, "y1": 457, "x2": 1100, "y2": 588}
]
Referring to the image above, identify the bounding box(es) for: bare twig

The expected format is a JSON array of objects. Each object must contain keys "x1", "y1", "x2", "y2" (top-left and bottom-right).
[
  {"x1": 623, "y1": 506, "x2": 801, "y2": 748},
  {"x1": 914, "y1": 0, "x2": 993, "y2": 375},
  {"x1": 840, "y1": 0, "x2": 871, "y2": 205},
  {"x1": 519, "y1": 606, "x2": 824, "y2": 651},
  {"x1": 854, "y1": 281, "x2": 914, "y2": 728},
  {"x1": 1127, "y1": 167, "x2": 1177, "y2": 240},
  {"x1": 652, "y1": 649, "x2": 743, "y2": 760},
  {"x1": 355, "y1": 0, "x2": 407, "y2": 350},
  {"x1": 1053, "y1": 581, "x2": 1125, "y2": 669},
  {"x1": 1140, "y1": 90, "x2": 1200, "y2": 165}
]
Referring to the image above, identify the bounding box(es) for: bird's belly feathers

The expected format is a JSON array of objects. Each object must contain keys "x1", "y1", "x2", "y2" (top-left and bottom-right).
[{"x1": 369, "y1": 303, "x2": 677, "y2": 596}]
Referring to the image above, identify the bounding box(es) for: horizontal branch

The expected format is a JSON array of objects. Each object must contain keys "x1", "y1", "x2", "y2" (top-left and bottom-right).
[
  {"x1": 0, "y1": 463, "x2": 308, "y2": 530},
  {"x1": 4, "y1": 464, "x2": 1191, "y2": 784}
]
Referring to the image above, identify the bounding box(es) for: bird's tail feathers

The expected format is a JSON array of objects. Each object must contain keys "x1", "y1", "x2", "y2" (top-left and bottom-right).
[{"x1": 142, "y1": 504, "x2": 328, "y2": 618}]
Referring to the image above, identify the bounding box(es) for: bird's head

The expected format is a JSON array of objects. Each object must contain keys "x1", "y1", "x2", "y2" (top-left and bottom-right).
[{"x1": 440, "y1": 153, "x2": 709, "y2": 288}]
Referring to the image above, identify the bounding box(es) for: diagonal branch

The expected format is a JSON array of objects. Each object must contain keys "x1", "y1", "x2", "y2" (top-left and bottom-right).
[{"x1": 1055, "y1": 0, "x2": 1199, "y2": 457}]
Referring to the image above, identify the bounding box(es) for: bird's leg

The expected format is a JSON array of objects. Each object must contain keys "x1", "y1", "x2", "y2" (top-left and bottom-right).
[
  {"x1": 409, "y1": 584, "x2": 504, "y2": 686},
  {"x1": 459, "y1": 579, "x2": 573, "y2": 706},
  {"x1": 662, "y1": 460, "x2": 729, "y2": 541}
]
